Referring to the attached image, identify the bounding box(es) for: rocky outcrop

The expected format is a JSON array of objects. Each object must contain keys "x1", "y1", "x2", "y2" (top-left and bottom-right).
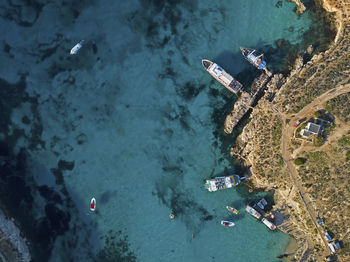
[
  {"x1": 288, "y1": 0, "x2": 306, "y2": 14},
  {"x1": 224, "y1": 72, "x2": 285, "y2": 135},
  {"x1": 224, "y1": 74, "x2": 270, "y2": 134}
]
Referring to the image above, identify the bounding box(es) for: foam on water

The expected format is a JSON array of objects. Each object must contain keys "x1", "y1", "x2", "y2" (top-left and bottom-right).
[{"x1": 0, "y1": 0, "x2": 330, "y2": 261}]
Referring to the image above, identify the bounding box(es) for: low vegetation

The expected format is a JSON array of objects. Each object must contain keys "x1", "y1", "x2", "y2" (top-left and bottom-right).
[
  {"x1": 298, "y1": 134, "x2": 350, "y2": 257},
  {"x1": 313, "y1": 134, "x2": 324, "y2": 147},
  {"x1": 325, "y1": 93, "x2": 350, "y2": 123},
  {"x1": 234, "y1": 101, "x2": 288, "y2": 185},
  {"x1": 294, "y1": 157, "x2": 305, "y2": 165}
]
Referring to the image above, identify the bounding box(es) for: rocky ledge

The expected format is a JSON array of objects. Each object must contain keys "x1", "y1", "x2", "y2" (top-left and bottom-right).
[{"x1": 224, "y1": 73, "x2": 270, "y2": 134}]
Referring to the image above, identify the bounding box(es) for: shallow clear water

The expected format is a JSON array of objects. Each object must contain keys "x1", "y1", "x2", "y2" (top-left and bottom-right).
[{"x1": 0, "y1": 0, "x2": 330, "y2": 261}]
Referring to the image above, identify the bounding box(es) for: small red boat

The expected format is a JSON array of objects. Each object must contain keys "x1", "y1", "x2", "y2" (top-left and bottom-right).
[
  {"x1": 90, "y1": 197, "x2": 96, "y2": 211},
  {"x1": 221, "y1": 220, "x2": 235, "y2": 227}
]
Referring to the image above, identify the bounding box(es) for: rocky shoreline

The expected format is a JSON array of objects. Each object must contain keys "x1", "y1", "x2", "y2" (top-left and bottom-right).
[
  {"x1": 226, "y1": 0, "x2": 348, "y2": 261},
  {"x1": 224, "y1": 73, "x2": 271, "y2": 134},
  {"x1": 0, "y1": 209, "x2": 30, "y2": 262}
]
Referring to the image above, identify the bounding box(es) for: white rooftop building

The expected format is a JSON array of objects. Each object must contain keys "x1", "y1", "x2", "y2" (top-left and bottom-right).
[{"x1": 300, "y1": 122, "x2": 321, "y2": 137}]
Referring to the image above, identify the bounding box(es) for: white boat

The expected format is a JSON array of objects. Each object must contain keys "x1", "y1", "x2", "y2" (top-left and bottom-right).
[
  {"x1": 245, "y1": 205, "x2": 261, "y2": 219},
  {"x1": 90, "y1": 197, "x2": 96, "y2": 211},
  {"x1": 70, "y1": 40, "x2": 84, "y2": 55},
  {"x1": 202, "y1": 59, "x2": 242, "y2": 94},
  {"x1": 240, "y1": 47, "x2": 267, "y2": 70},
  {"x1": 221, "y1": 220, "x2": 235, "y2": 227},
  {"x1": 226, "y1": 206, "x2": 238, "y2": 214},
  {"x1": 205, "y1": 175, "x2": 242, "y2": 192},
  {"x1": 261, "y1": 218, "x2": 276, "y2": 230}
]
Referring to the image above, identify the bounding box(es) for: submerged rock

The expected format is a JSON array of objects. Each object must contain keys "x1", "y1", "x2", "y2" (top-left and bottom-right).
[{"x1": 0, "y1": 209, "x2": 31, "y2": 262}]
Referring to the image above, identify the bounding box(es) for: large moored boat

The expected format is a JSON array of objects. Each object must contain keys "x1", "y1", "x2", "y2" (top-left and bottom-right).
[
  {"x1": 202, "y1": 59, "x2": 242, "y2": 94},
  {"x1": 240, "y1": 47, "x2": 266, "y2": 70},
  {"x1": 205, "y1": 175, "x2": 242, "y2": 192},
  {"x1": 245, "y1": 205, "x2": 261, "y2": 219}
]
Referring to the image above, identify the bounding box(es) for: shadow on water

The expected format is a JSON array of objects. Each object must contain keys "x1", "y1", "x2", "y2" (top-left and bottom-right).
[
  {"x1": 214, "y1": 50, "x2": 248, "y2": 76},
  {"x1": 208, "y1": 167, "x2": 239, "y2": 179},
  {"x1": 153, "y1": 175, "x2": 215, "y2": 235},
  {"x1": 229, "y1": 200, "x2": 245, "y2": 210},
  {"x1": 222, "y1": 212, "x2": 246, "y2": 223}
]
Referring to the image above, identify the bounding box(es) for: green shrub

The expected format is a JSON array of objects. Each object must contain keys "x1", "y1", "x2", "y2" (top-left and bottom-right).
[
  {"x1": 314, "y1": 110, "x2": 322, "y2": 118},
  {"x1": 326, "y1": 123, "x2": 335, "y2": 135},
  {"x1": 294, "y1": 158, "x2": 305, "y2": 165},
  {"x1": 339, "y1": 136, "x2": 350, "y2": 147},
  {"x1": 325, "y1": 93, "x2": 350, "y2": 122},
  {"x1": 313, "y1": 135, "x2": 324, "y2": 147},
  {"x1": 346, "y1": 151, "x2": 350, "y2": 159}
]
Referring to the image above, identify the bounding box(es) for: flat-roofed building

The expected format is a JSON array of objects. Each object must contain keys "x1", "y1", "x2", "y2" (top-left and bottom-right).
[{"x1": 300, "y1": 122, "x2": 321, "y2": 137}]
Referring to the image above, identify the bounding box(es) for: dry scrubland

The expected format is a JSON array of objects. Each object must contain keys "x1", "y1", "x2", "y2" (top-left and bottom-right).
[
  {"x1": 295, "y1": 93, "x2": 350, "y2": 256},
  {"x1": 232, "y1": 0, "x2": 350, "y2": 260}
]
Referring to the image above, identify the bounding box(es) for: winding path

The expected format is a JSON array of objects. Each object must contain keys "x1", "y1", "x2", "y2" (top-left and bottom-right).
[{"x1": 279, "y1": 81, "x2": 350, "y2": 256}]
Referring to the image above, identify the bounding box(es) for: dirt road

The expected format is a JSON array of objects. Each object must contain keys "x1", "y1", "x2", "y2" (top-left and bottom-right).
[{"x1": 279, "y1": 82, "x2": 350, "y2": 255}]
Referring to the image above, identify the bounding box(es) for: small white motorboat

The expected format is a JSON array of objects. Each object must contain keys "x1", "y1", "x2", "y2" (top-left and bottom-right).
[
  {"x1": 261, "y1": 218, "x2": 276, "y2": 230},
  {"x1": 245, "y1": 205, "x2": 261, "y2": 219},
  {"x1": 90, "y1": 197, "x2": 96, "y2": 211},
  {"x1": 221, "y1": 220, "x2": 235, "y2": 227},
  {"x1": 70, "y1": 40, "x2": 84, "y2": 55}
]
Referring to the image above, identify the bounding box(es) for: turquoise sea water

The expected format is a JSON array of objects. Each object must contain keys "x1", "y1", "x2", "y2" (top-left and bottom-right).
[{"x1": 0, "y1": 0, "x2": 332, "y2": 261}]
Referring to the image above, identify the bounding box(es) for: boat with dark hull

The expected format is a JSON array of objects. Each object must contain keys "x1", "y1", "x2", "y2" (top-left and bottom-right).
[
  {"x1": 202, "y1": 59, "x2": 242, "y2": 94},
  {"x1": 240, "y1": 47, "x2": 266, "y2": 70}
]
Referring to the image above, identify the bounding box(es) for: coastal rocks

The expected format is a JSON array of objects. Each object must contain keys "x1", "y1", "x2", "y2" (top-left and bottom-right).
[
  {"x1": 224, "y1": 74, "x2": 270, "y2": 134},
  {"x1": 224, "y1": 91, "x2": 253, "y2": 134},
  {"x1": 288, "y1": 0, "x2": 306, "y2": 15},
  {"x1": 289, "y1": 55, "x2": 304, "y2": 77},
  {"x1": 265, "y1": 74, "x2": 285, "y2": 101},
  {"x1": 306, "y1": 45, "x2": 314, "y2": 55},
  {"x1": 0, "y1": 210, "x2": 31, "y2": 262}
]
